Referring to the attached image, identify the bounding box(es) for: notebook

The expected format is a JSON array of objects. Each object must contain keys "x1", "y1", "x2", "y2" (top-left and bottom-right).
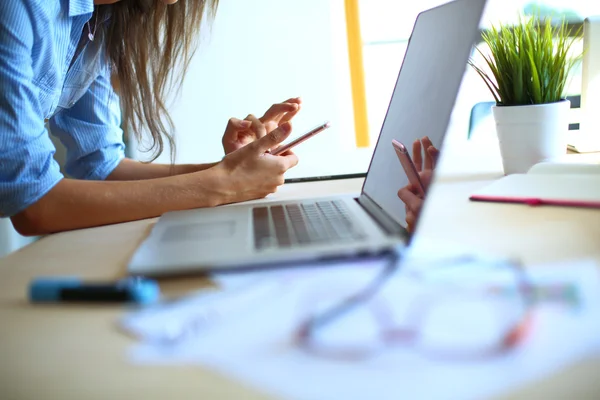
[{"x1": 470, "y1": 161, "x2": 600, "y2": 208}]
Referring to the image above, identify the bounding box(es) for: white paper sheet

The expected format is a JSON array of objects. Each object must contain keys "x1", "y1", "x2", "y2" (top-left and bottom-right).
[{"x1": 121, "y1": 257, "x2": 600, "y2": 400}]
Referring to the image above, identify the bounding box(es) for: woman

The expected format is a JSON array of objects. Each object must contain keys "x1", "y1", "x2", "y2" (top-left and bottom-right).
[
  {"x1": 0, "y1": 0, "x2": 301, "y2": 235},
  {"x1": 397, "y1": 137, "x2": 439, "y2": 233}
]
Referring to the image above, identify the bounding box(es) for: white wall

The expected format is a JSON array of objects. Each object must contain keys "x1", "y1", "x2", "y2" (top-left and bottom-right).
[{"x1": 134, "y1": 0, "x2": 374, "y2": 178}]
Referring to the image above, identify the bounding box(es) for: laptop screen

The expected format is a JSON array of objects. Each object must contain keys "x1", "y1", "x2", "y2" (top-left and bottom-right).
[{"x1": 361, "y1": 0, "x2": 487, "y2": 228}]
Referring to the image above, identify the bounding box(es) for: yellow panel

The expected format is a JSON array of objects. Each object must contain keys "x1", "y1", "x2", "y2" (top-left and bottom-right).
[{"x1": 344, "y1": 0, "x2": 370, "y2": 148}]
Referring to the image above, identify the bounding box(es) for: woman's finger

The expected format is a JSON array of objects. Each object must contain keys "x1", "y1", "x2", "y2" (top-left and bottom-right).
[
  {"x1": 422, "y1": 136, "x2": 436, "y2": 170},
  {"x1": 397, "y1": 186, "x2": 422, "y2": 213},
  {"x1": 282, "y1": 97, "x2": 302, "y2": 105},
  {"x1": 407, "y1": 183, "x2": 425, "y2": 198},
  {"x1": 279, "y1": 103, "x2": 302, "y2": 124},
  {"x1": 225, "y1": 117, "x2": 252, "y2": 133},
  {"x1": 276, "y1": 148, "x2": 297, "y2": 158},
  {"x1": 426, "y1": 145, "x2": 440, "y2": 169},
  {"x1": 421, "y1": 136, "x2": 434, "y2": 151},
  {"x1": 278, "y1": 151, "x2": 299, "y2": 170},
  {"x1": 260, "y1": 103, "x2": 299, "y2": 124},
  {"x1": 245, "y1": 114, "x2": 268, "y2": 140},
  {"x1": 406, "y1": 211, "x2": 416, "y2": 233},
  {"x1": 412, "y1": 139, "x2": 423, "y2": 172}
]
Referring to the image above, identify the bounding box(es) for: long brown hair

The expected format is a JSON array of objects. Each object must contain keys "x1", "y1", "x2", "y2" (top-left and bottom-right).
[{"x1": 97, "y1": 0, "x2": 219, "y2": 161}]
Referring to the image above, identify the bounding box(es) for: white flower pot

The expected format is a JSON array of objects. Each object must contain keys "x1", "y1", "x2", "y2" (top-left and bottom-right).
[{"x1": 492, "y1": 100, "x2": 570, "y2": 175}]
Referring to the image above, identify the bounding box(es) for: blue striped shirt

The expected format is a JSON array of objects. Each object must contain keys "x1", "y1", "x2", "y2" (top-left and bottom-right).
[{"x1": 0, "y1": 0, "x2": 125, "y2": 217}]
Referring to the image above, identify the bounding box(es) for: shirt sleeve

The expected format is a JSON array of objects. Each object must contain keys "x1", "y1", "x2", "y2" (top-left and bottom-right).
[
  {"x1": 49, "y1": 64, "x2": 125, "y2": 181},
  {"x1": 0, "y1": 1, "x2": 63, "y2": 217}
]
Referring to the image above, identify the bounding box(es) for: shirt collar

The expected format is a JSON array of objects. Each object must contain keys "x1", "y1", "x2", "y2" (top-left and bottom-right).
[{"x1": 69, "y1": 0, "x2": 95, "y2": 17}]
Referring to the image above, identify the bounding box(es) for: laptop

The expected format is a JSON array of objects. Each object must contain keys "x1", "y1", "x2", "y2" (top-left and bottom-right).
[{"x1": 129, "y1": 0, "x2": 487, "y2": 276}]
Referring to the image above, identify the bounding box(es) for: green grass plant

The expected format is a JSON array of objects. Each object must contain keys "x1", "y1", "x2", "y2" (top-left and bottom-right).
[{"x1": 469, "y1": 16, "x2": 582, "y2": 106}]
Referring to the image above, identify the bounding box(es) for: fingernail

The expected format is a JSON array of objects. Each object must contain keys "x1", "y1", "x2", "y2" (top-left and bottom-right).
[
  {"x1": 280, "y1": 122, "x2": 292, "y2": 133},
  {"x1": 240, "y1": 120, "x2": 251, "y2": 127}
]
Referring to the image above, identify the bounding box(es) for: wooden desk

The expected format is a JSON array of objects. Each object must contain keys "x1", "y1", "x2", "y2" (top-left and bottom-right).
[{"x1": 2, "y1": 156, "x2": 600, "y2": 399}]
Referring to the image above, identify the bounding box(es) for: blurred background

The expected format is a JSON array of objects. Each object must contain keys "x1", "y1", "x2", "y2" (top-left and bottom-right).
[
  {"x1": 2, "y1": 0, "x2": 600, "y2": 257},
  {"x1": 136, "y1": 0, "x2": 599, "y2": 175}
]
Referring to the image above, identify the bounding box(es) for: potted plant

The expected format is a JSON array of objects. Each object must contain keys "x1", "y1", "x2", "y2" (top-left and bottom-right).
[{"x1": 469, "y1": 16, "x2": 582, "y2": 174}]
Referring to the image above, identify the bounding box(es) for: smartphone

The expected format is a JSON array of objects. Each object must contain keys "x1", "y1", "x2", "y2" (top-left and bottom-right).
[
  {"x1": 269, "y1": 121, "x2": 331, "y2": 156},
  {"x1": 392, "y1": 139, "x2": 425, "y2": 193}
]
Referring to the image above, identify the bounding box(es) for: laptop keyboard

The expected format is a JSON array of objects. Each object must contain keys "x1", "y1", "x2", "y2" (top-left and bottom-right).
[{"x1": 252, "y1": 200, "x2": 365, "y2": 250}]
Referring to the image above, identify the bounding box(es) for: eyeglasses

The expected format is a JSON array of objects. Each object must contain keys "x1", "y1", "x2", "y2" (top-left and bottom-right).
[
  {"x1": 123, "y1": 252, "x2": 579, "y2": 352},
  {"x1": 293, "y1": 254, "x2": 535, "y2": 361}
]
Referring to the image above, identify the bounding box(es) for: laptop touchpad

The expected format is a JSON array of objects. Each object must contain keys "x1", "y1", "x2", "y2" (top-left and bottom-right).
[{"x1": 161, "y1": 221, "x2": 236, "y2": 243}]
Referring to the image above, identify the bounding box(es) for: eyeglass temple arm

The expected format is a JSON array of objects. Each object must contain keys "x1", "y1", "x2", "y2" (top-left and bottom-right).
[{"x1": 301, "y1": 251, "x2": 401, "y2": 334}]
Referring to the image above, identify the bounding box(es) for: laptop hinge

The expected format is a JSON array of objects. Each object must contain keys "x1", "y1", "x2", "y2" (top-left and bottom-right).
[{"x1": 357, "y1": 194, "x2": 409, "y2": 240}]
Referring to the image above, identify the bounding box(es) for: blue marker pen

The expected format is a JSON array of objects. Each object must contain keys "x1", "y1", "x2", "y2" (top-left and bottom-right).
[{"x1": 29, "y1": 277, "x2": 160, "y2": 305}]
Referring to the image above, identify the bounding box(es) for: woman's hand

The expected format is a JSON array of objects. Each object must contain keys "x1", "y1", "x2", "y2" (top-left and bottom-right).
[
  {"x1": 214, "y1": 121, "x2": 299, "y2": 203},
  {"x1": 13, "y1": 120, "x2": 298, "y2": 235},
  {"x1": 222, "y1": 97, "x2": 302, "y2": 154},
  {"x1": 397, "y1": 136, "x2": 439, "y2": 233}
]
